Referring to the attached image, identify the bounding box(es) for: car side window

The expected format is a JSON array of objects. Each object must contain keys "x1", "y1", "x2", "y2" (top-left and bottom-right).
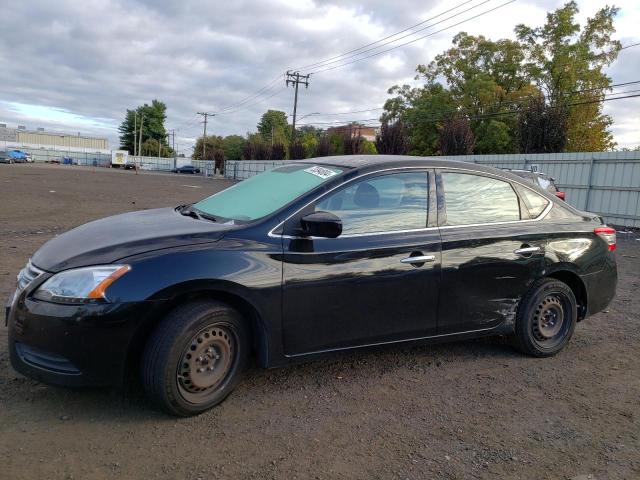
[
  {"x1": 515, "y1": 184, "x2": 550, "y2": 218},
  {"x1": 441, "y1": 172, "x2": 521, "y2": 226},
  {"x1": 315, "y1": 172, "x2": 428, "y2": 235}
]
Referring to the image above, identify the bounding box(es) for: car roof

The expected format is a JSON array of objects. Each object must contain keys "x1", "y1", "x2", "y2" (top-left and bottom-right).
[{"x1": 303, "y1": 155, "x2": 526, "y2": 181}]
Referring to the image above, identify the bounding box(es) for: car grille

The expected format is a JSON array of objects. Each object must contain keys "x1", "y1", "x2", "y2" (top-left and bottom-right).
[{"x1": 17, "y1": 260, "x2": 44, "y2": 291}]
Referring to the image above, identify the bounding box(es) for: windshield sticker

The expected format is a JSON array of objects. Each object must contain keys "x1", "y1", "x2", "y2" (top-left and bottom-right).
[{"x1": 304, "y1": 166, "x2": 338, "y2": 180}]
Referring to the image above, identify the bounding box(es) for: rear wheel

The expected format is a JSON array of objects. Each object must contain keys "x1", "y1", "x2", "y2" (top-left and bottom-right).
[
  {"x1": 142, "y1": 301, "x2": 249, "y2": 416},
  {"x1": 514, "y1": 279, "x2": 577, "y2": 357}
]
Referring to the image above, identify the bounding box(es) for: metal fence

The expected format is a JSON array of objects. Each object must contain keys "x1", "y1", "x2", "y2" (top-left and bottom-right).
[
  {"x1": 224, "y1": 152, "x2": 640, "y2": 227},
  {"x1": 8, "y1": 146, "x2": 113, "y2": 166}
]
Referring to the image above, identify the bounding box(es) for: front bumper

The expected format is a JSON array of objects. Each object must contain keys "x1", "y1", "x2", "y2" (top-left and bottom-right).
[{"x1": 7, "y1": 291, "x2": 161, "y2": 388}]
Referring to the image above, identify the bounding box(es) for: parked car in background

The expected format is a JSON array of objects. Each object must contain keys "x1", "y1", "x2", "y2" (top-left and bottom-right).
[
  {"x1": 7, "y1": 156, "x2": 617, "y2": 416},
  {"x1": 0, "y1": 151, "x2": 12, "y2": 163},
  {"x1": 508, "y1": 169, "x2": 566, "y2": 200},
  {"x1": 24, "y1": 152, "x2": 33, "y2": 163},
  {"x1": 7, "y1": 150, "x2": 29, "y2": 163},
  {"x1": 172, "y1": 165, "x2": 201, "y2": 174}
]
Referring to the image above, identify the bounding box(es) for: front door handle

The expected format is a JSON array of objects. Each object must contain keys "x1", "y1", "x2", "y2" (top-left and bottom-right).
[
  {"x1": 514, "y1": 246, "x2": 541, "y2": 256},
  {"x1": 401, "y1": 255, "x2": 436, "y2": 264}
]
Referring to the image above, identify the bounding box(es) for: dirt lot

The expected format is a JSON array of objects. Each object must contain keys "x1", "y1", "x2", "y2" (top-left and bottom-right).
[{"x1": 0, "y1": 163, "x2": 638, "y2": 480}]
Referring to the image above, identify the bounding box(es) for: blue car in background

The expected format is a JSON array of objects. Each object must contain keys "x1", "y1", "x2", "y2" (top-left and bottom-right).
[{"x1": 3, "y1": 150, "x2": 30, "y2": 163}]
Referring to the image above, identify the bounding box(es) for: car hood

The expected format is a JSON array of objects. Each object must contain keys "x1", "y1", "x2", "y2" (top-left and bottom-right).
[{"x1": 32, "y1": 208, "x2": 230, "y2": 272}]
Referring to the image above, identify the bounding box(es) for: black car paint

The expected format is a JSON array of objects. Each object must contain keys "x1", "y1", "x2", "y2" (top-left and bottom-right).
[{"x1": 7, "y1": 156, "x2": 617, "y2": 388}]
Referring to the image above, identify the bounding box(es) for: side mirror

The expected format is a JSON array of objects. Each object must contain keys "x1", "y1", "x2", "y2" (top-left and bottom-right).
[{"x1": 300, "y1": 211, "x2": 342, "y2": 238}]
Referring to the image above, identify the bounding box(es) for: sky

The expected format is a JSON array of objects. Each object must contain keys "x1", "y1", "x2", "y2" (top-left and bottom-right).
[{"x1": 1, "y1": 0, "x2": 639, "y2": 155}]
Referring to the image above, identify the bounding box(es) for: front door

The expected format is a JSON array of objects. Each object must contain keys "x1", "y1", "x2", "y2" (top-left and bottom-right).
[{"x1": 281, "y1": 170, "x2": 441, "y2": 356}]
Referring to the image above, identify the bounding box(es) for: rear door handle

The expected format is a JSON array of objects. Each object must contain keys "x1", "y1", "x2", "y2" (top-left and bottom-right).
[
  {"x1": 514, "y1": 246, "x2": 541, "y2": 255},
  {"x1": 401, "y1": 255, "x2": 436, "y2": 264}
]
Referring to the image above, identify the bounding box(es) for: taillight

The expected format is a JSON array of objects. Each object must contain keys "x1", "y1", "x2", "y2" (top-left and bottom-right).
[
  {"x1": 594, "y1": 226, "x2": 616, "y2": 251},
  {"x1": 555, "y1": 191, "x2": 566, "y2": 200}
]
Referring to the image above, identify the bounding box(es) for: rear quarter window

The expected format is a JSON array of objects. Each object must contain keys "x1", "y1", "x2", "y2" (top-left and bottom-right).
[
  {"x1": 441, "y1": 172, "x2": 521, "y2": 226},
  {"x1": 514, "y1": 184, "x2": 550, "y2": 218}
]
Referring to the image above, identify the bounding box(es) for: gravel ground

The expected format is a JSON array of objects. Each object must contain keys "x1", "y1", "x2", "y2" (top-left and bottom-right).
[{"x1": 0, "y1": 163, "x2": 638, "y2": 480}]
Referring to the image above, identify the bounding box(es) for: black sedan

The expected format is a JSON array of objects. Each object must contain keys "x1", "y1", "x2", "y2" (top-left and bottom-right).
[
  {"x1": 171, "y1": 165, "x2": 201, "y2": 174},
  {"x1": 7, "y1": 156, "x2": 617, "y2": 416}
]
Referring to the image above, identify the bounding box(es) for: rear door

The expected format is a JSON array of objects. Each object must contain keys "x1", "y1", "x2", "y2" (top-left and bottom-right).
[
  {"x1": 281, "y1": 169, "x2": 441, "y2": 356},
  {"x1": 436, "y1": 169, "x2": 550, "y2": 334}
]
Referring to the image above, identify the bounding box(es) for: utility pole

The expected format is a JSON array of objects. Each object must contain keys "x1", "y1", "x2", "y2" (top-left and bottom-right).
[
  {"x1": 286, "y1": 71, "x2": 310, "y2": 141},
  {"x1": 133, "y1": 112, "x2": 137, "y2": 156},
  {"x1": 197, "y1": 112, "x2": 214, "y2": 159},
  {"x1": 138, "y1": 115, "x2": 145, "y2": 158}
]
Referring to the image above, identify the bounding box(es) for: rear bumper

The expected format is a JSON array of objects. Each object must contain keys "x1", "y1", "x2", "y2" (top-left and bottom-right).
[
  {"x1": 581, "y1": 258, "x2": 617, "y2": 317},
  {"x1": 7, "y1": 293, "x2": 162, "y2": 388}
]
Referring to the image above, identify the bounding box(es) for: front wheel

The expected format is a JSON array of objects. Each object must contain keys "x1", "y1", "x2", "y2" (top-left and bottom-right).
[
  {"x1": 142, "y1": 301, "x2": 250, "y2": 416},
  {"x1": 514, "y1": 279, "x2": 577, "y2": 357}
]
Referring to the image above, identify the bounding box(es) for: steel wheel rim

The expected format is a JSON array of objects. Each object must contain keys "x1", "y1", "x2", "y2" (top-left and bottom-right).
[
  {"x1": 176, "y1": 324, "x2": 236, "y2": 404},
  {"x1": 532, "y1": 294, "x2": 569, "y2": 348}
]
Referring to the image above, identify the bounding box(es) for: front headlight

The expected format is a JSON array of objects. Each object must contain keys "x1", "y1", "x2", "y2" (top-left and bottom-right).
[{"x1": 33, "y1": 265, "x2": 131, "y2": 304}]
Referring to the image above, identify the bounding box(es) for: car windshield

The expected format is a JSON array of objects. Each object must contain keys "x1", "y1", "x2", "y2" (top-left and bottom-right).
[{"x1": 193, "y1": 164, "x2": 343, "y2": 221}]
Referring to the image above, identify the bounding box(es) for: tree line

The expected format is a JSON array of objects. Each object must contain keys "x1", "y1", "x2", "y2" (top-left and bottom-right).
[{"x1": 382, "y1": 1, "x2": 621, "y2": 155}]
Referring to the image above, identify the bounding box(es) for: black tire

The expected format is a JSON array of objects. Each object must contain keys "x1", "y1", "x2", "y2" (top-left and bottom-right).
[
  {"x1": 514, "y1": 278, "x2": 577, "y2": 357},
  {"x1": 142, "y1": 301, "x2": 250, "y2": 416}
]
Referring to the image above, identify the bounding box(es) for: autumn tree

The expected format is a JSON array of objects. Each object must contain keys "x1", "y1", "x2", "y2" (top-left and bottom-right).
[
  {"x1": 518, "y1": 96, "x2": 569, "y2": 153},
  {"x1": 375, "y1": 119, "x2": 411, "y2": 155},
  {"x1": 439, "y1": 116, "x2": 475, "y2": 155},
  {"x1": 288, "y1": 141, "x2": 306, "y2": 160},
  {"x1": 315, "y1": 135, "x2": 331, "y2": 157},
  {"x1": 213, "y1": 149, "x2": 225, "y2": 173},
  {"x1": 515, "y1": 1, "x2": 621, "y2": 150}
]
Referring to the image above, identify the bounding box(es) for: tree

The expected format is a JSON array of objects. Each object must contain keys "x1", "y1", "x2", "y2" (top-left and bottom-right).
[
  {"x1": 118, "y1": 100, "x2": 171, "y2": 155},
  {"x1": 381, "y1": 83, "x2": 457, "y2": 155},
  {"x1": 270, "y1": 143, "x2": 287, "y2": 160},
  {"x1": 221, "y1": 135, "x2": 246, "y2": 160},
  {"x1": 213, "y1": 149, "x2": 225, "y2": 173},
  {"x1": 257, "y1": 110, "x2": 290, "y2": 146},
  {"x1": 439, "y1": 116, "x2": 474, "y2": 155},
  {"x1": 315, "y1": 135, "x2": 331, "y2": 157},
  {"x1": 140, "y1": 138, "x2": 173, "y2": 157},
  {"x1": 361, "y1": 140, "x2": 377, "y2": 155},
  {"x1": 192, "y1": 135, "x2": 223, "y2": 160},
  {"x1": 518, "y1": 96, "x2": 568, "y2": 153},
  {"x1": 515, "y1": 1, "x2": 621, "y2": 150},
  {"x1": 375, "y1": 119, "x2": 411, "y2": 155},
  {"x1": 416, "y1": 32, "x2": 536, "y2": 154},
  {"x1": 342, "y1": 126, "x2": 365, "y2": 155},
  {"x1": 381, "y1": 2, "x2": 621, "y2": 154},
  {"x1": 243, "y1": 134, "x2": 271, "y2": 160},
  {"x1": 474, "y1": 120, "x2": 514, "y2": 154},
  {"x1": 288, "y1": 141, "x2": 306, "y2": 160}
]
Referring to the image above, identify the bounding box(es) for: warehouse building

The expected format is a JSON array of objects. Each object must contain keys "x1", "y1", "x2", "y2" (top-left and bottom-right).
[{"x1": 0, "y1": 124, "x2": 108, "y2": 149}]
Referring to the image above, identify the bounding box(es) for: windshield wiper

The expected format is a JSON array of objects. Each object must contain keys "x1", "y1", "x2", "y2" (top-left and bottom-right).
[
  {"x1": 178, "y1": 205, "x2": 217, "y2": 222},
  {"x1": 178, "y1": 205, "x2": 201, "y2": 219}
]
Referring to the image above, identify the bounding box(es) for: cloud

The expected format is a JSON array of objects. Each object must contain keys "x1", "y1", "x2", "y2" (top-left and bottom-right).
[{"x1": 0, "y1": 0, "x2": 638, "y2": 152}]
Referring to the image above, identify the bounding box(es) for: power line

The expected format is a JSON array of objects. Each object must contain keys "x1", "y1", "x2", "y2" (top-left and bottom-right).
[
  {"x1": 303, "y1": 0, "x2": 493, "y2": 72},
  {"x1": 212, "y1": 87, "x2": 287, "y2": 115},
  {"x1": 297, "y1": 86, "x2": 640, "y2": 127},
  {"x1": 213, "y1": 74, "x2": 285, "y2": 114},
  {"x1": 294, "y1": 0, "x2": 482, "y2": 71},
  {"x1": 308, "y1": 0, "x2": 517, "y2": 75},
  {"x1": 620, "y1": 41, "x2": 640, "y2": 51}
]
